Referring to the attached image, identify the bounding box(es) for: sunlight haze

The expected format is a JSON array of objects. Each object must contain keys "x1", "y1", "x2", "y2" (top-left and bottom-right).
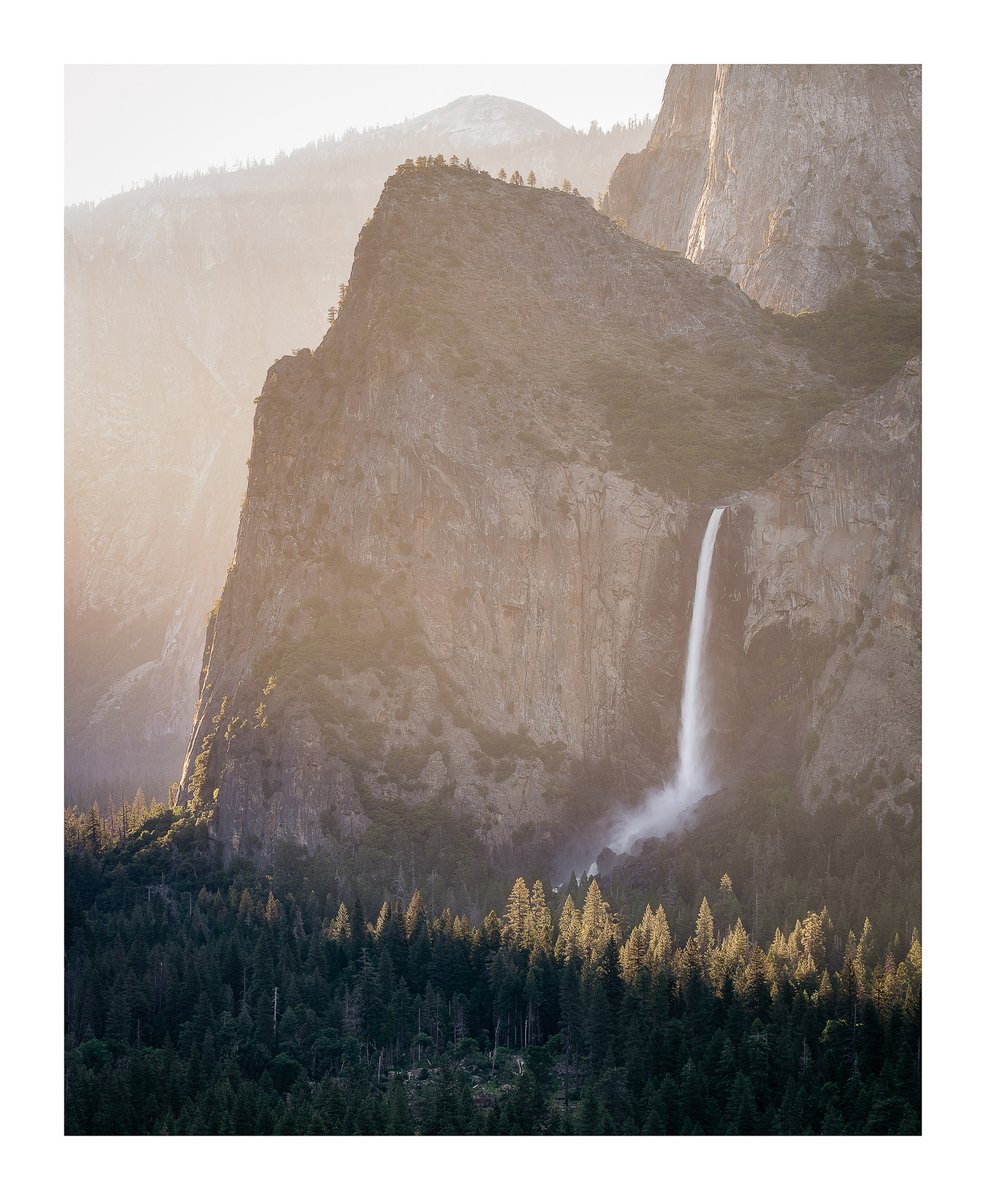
[{"x1": 64, "y1": 64, "x2": 669, "y2": 205}]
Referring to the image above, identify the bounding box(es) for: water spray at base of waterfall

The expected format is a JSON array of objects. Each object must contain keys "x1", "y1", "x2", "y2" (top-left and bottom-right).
[{"x1": 596, "y1": 506, "x2": 726, "y2": 865}]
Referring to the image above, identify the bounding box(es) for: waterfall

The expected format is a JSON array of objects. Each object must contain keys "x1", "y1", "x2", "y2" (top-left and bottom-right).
[
  {"x1": 674, "y1": 505, "x2": 725, "y2": 800},
  {"x1": 605, "y1": 506, "x2": 725, "y2": 857}
]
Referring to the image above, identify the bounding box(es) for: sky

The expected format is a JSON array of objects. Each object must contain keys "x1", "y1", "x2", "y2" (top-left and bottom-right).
[{"x1": 64, "y1": 65, "x2": 669, "y2": 206}]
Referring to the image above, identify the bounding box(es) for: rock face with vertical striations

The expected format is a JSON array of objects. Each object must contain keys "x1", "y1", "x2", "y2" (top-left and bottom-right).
[
  {"x1": 175, "y1": 162, "x2": 918, "y2": 865},
  {"x1": 713, "y1": 359, "x2": 921, "y2": 813},
  {"x1": 606, "y1": 65, "x2": 921, "y2": 314},
  {"x1": 64, "y1": 99, "x2": 652, "y2": 804}
]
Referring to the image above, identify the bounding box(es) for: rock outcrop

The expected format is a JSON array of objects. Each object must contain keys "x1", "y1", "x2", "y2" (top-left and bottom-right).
[
  {"x1": 607, "y1": 65, "x2": 921, "y2": 313},
  {"x1": 725, "y1": 358, "x2": 921, "y2": 807},
  {"x1": 64, "y1": 100, "x2": 651, "y2": 802},
  {"x1": 176, "y1": 163, "x2": 875, "y2": 863}
]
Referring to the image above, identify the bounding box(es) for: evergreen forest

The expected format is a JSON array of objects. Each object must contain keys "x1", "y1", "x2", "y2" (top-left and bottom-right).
[{"x1": 64, "y1": 802, "x2": 920, "y2": 1135}]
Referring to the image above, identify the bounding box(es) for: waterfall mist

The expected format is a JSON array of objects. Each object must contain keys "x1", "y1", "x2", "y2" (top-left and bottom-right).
[{"x1": 604, "y1": 506, "x2": 725, "y2": 857}]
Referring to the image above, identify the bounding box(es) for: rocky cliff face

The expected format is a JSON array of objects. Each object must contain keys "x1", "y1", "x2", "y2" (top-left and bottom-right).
[
  {"x1": 64, "y1": 100, "x2": 651, "y2": 802},
  {"x1": 592, "y1": 350, "x2": 922, "y2": 878},
  {"x1": 709, "y1": 360, "x2": 921, "y2": 810},
  {"x1": 607, "y1": 65, "x2": 921, "y2": 314},
  {"x1": 176, "y1": 163, "x2": 878, "y2": 864}
]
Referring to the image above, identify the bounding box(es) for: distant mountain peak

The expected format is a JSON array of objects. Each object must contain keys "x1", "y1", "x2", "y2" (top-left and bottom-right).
[{"x1": 399, "y1": 94, "x2": 568, "y2": 145}]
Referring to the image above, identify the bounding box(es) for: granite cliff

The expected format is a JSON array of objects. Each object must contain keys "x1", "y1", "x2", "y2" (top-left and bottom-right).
[
  {"x1": 606, "y1": 65, "x2": 921, "y2": 314},
  {"x1": 64, "y1": 99, "x2": 650, "y2": 802},
  {"x1": 718, "y1": 358, "x2": 921, "y2": 808},
  {"x1": 175, "y1": 163, "x2": 918, "y2": 866}
]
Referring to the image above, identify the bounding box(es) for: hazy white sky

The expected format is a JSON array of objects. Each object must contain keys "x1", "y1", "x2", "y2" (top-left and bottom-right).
[{"x1": 65, "y1": 65, "x2": 669, "y2": 205}]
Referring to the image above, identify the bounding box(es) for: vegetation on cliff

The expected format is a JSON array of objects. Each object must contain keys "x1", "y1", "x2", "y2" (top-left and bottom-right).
[{"x1": 339, "y1": 162, "x2": 865, "y2": 503}]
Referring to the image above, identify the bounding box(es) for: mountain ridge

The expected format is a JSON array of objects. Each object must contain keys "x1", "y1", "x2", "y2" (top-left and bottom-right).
[{"x1": 395, "y1": 95, "x2": 570, "y2": 143}]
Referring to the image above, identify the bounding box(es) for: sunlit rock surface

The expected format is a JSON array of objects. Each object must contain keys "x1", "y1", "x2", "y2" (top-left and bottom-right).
[
  {"x1": 176, "y1": 165, "x2": 899, "y2": 863},
  {"x1": 64, "y1": 100, "x2": 651, "y2": 801},
  {"x1": 607, "y1": 65, "x2": 921, "y2": 313}
]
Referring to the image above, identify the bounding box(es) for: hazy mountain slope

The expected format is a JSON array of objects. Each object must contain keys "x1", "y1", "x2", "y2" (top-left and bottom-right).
[
  {"x1": 64, "y1": 97, "x2": 651, "y2": 802},
  {"x1": 175, "y1": 163, "x2": 887, "y2": 865},
  {"x1": 606, "y1": 65, "x2": 921, "y2": 313}
]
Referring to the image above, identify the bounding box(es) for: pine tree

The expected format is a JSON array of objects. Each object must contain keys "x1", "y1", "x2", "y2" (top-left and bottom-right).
[
  {"x1": 854, "y1": 917, "x2": 877, "y2": 993},
  {"x1": 555, "y1": 894, "x2": 581, "y2": 963},
  {"x1": 901, "y1": 931, "x2": 922, "y2": 1019},
  {"x1": 578, "y1": 880, "x2": 617, "y2": 964},
  {"x1": 644, "y1": 904, "x2": 673, "y2": 968},
  {"x1": 716, "y1": 873, "x2": 741, "y2": 927},
  {"x1": 327, "y1": 902, "x2": 351, "y2": 942},
  {"x1": 502, "y1": 878, "x2": 530, "y2": 948},
  {"x1": 695, "y1": 897, "x2": 715, "y2": 961},
  {"x1": 619, "y1": 924, "x2": 647, "y2": 982},
  {"x1": 404, "y1": 890, "x2": 426, "y2": 939},
  {"x1": 528, "y1": 881, "x2": 554, "y2": 952}
]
